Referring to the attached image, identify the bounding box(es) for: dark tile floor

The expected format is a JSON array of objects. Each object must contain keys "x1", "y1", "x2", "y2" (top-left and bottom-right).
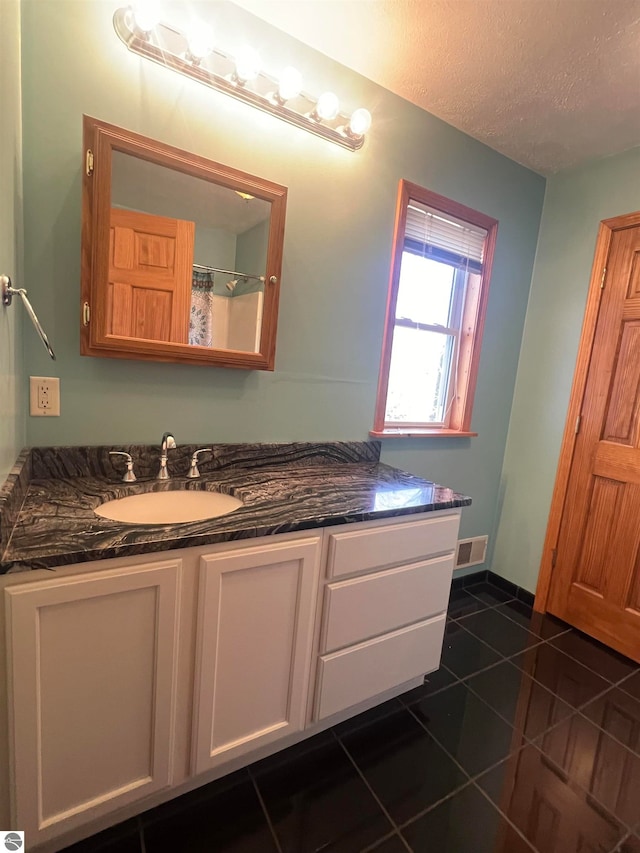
[{"x1": 60, "y1": 576, "x2": 640, "y2": 853}]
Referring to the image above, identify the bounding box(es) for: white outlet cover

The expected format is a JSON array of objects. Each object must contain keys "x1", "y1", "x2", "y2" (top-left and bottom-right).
[{"x1": 30, "y1": 376, "x2": 60, "y2": 417}]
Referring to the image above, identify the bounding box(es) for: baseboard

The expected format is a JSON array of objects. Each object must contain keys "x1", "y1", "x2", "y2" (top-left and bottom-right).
[{"x1": 451, "y1": 568, "x2": 535, "y2": 607}]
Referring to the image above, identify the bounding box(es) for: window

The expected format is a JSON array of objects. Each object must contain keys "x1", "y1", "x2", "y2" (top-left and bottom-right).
[{"x1": 372, "y1": 181, "x2": 498, "y2": 437}]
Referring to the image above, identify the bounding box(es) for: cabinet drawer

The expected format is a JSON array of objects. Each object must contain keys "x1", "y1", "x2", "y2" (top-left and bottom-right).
[
  {"x1": 326, "y1": 513, "x2": 460, "y2": 579},
  {"x1": 321, "y1": 554, "x2": 453, "y2": 653},
  {"x1": 314, "y1": 614, "x2": 446, "y2": 720}
]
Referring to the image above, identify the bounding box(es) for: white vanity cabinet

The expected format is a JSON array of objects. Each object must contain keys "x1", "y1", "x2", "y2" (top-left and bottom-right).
[
  {"x1": 3, "y1": 509, "x2": 460, "y2": 851},
  {"x1": 4, "y1": 559, "x2": 181, "y2": 845}
]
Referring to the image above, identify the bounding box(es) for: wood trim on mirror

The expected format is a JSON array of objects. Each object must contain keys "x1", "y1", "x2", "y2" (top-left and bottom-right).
[{"x1": 81, "y1": 115, "x2": 287, "y2": 370}]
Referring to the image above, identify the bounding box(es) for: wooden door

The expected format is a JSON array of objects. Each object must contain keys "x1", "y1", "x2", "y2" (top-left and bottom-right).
[
  {"x1": 108, "y1": 208, "x2": 194, "y2": 343},
  {"x1": 543, "y1": 213, "x2": 640, "y2": 662},
  {"x1": 191, "y1": 535, "x2": 321, "y2": 774},
  {"x1": 5, "y1": 560, "x2": 181, "y2": 843}
]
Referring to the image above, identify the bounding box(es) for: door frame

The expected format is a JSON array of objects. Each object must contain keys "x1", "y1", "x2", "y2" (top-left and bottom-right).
[{"x1": 535, "y1": 210, "x2": 640, "y2": 613}]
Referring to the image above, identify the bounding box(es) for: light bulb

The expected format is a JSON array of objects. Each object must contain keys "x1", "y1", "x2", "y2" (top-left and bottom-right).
[
  {"x1": 186, "y1": 22, "x2": 213, "y2": 61},
  {"x1": 277, "y1": 66, "x2": 303, "y2": 102},
  {"x1": 315, "y1": 92, "x2": 339, "y2": 121},
  {"x1": 131, "y1": 1, "x2": 160, "y2": 33},
  {"x1": 234, "y1": 47, "x2": 261, "y2": 83},
  {"x1": 348, "y1": 107, "x2": 372, "y2": 137}
]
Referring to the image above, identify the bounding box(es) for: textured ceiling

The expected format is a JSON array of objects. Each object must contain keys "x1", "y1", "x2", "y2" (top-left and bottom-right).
[{"x1": 232, "y1": 0, "x2": 640, "y2": 174}]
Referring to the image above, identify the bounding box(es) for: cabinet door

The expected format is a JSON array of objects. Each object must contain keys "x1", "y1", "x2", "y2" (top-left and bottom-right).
[
  {"x1": 5, "y1": 560, "x2": 181, "y2": 843},
  {"x1": 192, "y1": 536, "x2": 321, "y2": 774}
]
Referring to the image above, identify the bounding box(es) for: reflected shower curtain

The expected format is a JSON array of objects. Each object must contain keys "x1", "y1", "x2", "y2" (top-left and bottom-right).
[{"x1": 189, "y1": 270, "x2": 215, "y2": 347}]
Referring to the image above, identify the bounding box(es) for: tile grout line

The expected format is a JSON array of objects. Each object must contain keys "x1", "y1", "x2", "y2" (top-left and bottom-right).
[
  {"x1": 354, "y1": 588, "x2": 638, "y2": 846},
  {"x1": 535, "y1": 722, "x2": 640, "y2": 836},
  {"x1": 616, "y1": 669, "x2": 640, "y2": 693},
  {"x1": 247, "y1": 770, "x2": 284, "y2": 853},
  {"x1": 383, "y1": 732, "x2": 538, "y2": 847},
  {"x1": 458, "y1": 619, "x2": 548, "y2": 660},
  {"x1": 453, "y1": 592, "x2": 574, "y2": 645},
  {"x1": 575, "y1": 705, "x2": 640, "y2": 759},
  {"x1": 461, "y1": 672, "x2": 568, "y2": 747},
  {"x1": 545, "y1": 637, "x2": 639, "y2": 685},
  {"x1": 329, "y1": 729, "x2": 413, "y2": 853},
  {"x1": 400, "y1": 699, "x2": 502, "y2": 795},
  {"x1": 392, "y1": 778, "x2": 477, "y2": 838},
  {"x1": 400, "y1": 677, "x2": 623, "y2": 833},
  {"x1": 463, "y1": 579, "x2": 636, "y2": 678},
  {"x1": 469, "y1": 630, "x2": 639, "y2": 717},
  {"x1": 400, "y1": 661, "x2": 540, "y2": 750},
  {"x1": 442, "y1": 622, "x2": 514, "y2": 680},
  {"x1": 495, "y1": 709, "x2": 639, "y2": 837},
  {"x1": 486, "y1": 572, "x2": 640, "y2": 686},
  {"x1": 455, "y1": 590, "x2": 517, "y2": 612},
  {"x1": 397, "y1": 663, "x2": 462, "y2": 704},
  {"x1": 358, "y1": 830, "x2": 408, "y2": 853},
  {"x1": 470, "y1": 778, "x2": 540, "y2": 852},
  {"x1": 610, "y1": 831, "x2": 633, "y2": 853},
  {"x1": 403, "y1": 693, "x2": 550, "y2": 792},
  {"x1": 455, "y1": 602, "x2": 573, "y2": 643}
]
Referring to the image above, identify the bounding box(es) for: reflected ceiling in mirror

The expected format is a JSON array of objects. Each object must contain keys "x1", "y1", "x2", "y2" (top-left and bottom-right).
[{"x1": 81, "y1": 116, "x2": 287, "y2": 369}]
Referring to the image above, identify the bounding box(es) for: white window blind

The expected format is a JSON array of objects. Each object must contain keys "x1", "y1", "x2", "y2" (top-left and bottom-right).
[{"x1": 405, "y1": 201, "x2": 487, "y2": 273}]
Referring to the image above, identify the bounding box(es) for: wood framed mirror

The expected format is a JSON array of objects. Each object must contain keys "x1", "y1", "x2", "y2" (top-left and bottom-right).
[{"x1": 81, "y1": 116, "x2": 287, "y2": 370}]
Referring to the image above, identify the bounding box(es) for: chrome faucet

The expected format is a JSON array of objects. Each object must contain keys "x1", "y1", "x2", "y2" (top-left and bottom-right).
[
  {"x1": 157, "y1": 432, "x2": 176, "y2": 480},
  {"x1": 187, "y1": 448, "x2": 213, "y2": 479}
]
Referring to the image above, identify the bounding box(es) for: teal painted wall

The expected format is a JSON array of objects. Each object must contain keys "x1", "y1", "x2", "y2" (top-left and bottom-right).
[
  {"x1": 491, "y1": 146, "x2": 640, "y2": 592},
  {"x1": 0, "y1": 0, "x2": 25, "y2": 483},
  {"x1": 20, "y1": 0, "x2": 545, "y2": 549}
]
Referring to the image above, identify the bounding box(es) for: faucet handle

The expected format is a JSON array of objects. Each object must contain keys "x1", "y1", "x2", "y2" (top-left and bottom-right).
[
  {"x1": 187, "y1": 448, "x2": 213, "y2": 479},
  {"x1": 109, "y1": 451, "x2": 137, "y2": 482}
]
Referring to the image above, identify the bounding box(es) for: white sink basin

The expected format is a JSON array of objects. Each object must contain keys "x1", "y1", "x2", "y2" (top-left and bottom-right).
[{"x1": 95, "y1": 490, "x2": 244, "y2": 524}]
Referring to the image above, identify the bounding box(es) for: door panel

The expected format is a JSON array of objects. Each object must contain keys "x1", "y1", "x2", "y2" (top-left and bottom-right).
[
  {"x1": 548, "y1": 220, "x2": 640, "y2": 662},
  {"x1": 603, "y1": 320, "x2": 640, "y2": 443},
  {"x1": 107, "y1": 208, "x2": 194, "y2": 344},
  {"x1": 573, "y1": 477, "x2": 621, "y2": 593},
  {"x1": 626, "y1": 551, "x2": 640, "y2": 612}
]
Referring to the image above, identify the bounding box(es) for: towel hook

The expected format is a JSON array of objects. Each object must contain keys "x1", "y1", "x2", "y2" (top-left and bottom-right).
[{"x1": 1, "y1": 274, "x2": 56, "y2": 360}]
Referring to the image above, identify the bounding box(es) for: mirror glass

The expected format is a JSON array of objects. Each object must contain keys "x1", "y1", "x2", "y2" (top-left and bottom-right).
[
  {"x1": 81, "y1": 116, "x2": 287, "y2": 370},
  {"x1": 111, "y1": 153, "x2": 271, "y2": 352}
]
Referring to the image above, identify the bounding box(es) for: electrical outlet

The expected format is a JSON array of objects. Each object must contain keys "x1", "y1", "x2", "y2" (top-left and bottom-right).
[{"x1": 30, "y1": 376, "x2": 60, "y2": 417}]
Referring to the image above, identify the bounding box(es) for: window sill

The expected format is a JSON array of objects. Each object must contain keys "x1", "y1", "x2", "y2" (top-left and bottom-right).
[{"x1": 369, "y1": 428, "x2": 477, "y2": 438}]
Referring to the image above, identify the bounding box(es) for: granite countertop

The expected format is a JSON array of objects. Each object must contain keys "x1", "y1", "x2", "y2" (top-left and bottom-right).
[{"x1": 0, "y1": 441, "x2": 471, "y2": 573}]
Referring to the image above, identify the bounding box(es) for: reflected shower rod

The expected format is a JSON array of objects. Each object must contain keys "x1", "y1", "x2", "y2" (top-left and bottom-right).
[{"x1": 192, "y1": 263, "x2": 265, "y2": 282}]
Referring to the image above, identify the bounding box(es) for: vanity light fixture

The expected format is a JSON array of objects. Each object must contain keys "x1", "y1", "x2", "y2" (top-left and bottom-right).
[
  {"x1": 185, "y1": 22, "x2": 213, "y2": 64},
  {"x1": 232, "y1": 46, "x2": 261, "y2": 85},
  {"x1": 113, "y1": 6, "x2": 372, "y2": 151},
  {"x1": 130, "y1": 1, "x2": 159, "y2": 33},
  {"x1": 274, "y1": 66, "x2": 304, "y2": 104},
  {"x1": 310, "y1": 91, "x2": 340, "y2": 122}
]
